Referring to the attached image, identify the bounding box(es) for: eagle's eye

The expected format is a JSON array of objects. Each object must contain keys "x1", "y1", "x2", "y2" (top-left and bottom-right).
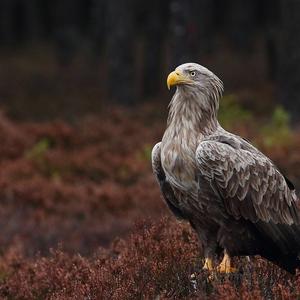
[{"x1": 190, "y1": 71, "x2": 196, "y2": 77}]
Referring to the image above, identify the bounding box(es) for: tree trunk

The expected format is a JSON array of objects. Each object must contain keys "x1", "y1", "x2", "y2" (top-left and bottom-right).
[
  {"x1": 142, "y1": 0, "x2": 167, "y2": 98},
  {"x1": 278, "y1": 0, "x2": 300, "y2": 123},
  {"x1": 106, "y1": 0, "x2": 136, "y2": 104},
  {"x1": 191, "y1": 0, "x2": 215, "y2": 57},
  {"x1": 262, "y1": 0, "x2": 280, "y2": 80},
  {"x1": 90, "y1": 0, "x2": 106, "y2": 56},
  {"x1": 0, "y1": 0, "x2": 16, "y2": 44},
  {"x1": 168, "y1": 0, "x2": 192, "y2": 69},
  {"x1": 22, "y1": 0, "x2": 42, "y2": 40},
  {"x1": 53, "y1": 0, "x2": 82, "y2": 66},
  {"x1": 225, "y1": 0, "x2": 257, "y2": 52}
]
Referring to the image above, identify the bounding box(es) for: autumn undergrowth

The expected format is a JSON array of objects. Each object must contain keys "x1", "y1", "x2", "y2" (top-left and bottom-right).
[{"x1": 0, "y1": 102, "x2": 299, "y2": 299}]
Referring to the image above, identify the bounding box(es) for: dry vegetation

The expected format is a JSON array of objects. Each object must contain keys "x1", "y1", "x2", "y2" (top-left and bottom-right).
[{"x1": 0, "y1": 103, "x2": 299, "y2": 299}]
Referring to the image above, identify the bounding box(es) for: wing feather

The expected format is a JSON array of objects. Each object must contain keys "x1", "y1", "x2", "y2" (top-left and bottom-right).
[
  {"x1": 196, "y1": 136, "x2": 300, "y2": 225},
  {"x1": 151, "y1": 142, "x2": 186, "y2": 220}
]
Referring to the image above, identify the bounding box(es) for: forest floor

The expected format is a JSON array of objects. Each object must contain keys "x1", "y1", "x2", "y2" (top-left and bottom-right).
[{"x1": 0, "y1": 99, "x2": 299, "y2": 299}]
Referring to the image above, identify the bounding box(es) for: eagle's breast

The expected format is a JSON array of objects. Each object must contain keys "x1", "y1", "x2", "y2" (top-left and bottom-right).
[{"x1": 161, "y1": 127, "x2": 199, "y2": 193}]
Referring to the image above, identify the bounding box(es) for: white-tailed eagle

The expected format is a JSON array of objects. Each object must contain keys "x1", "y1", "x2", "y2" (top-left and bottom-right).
[{"x1": 152, "y1": 63, "x2": 300, "y2": 274}]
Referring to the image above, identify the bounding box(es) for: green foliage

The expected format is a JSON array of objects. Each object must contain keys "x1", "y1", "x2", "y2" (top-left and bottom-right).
[
  {"x1": 261, "y1": 106, "x2": 293, "y2": 147},
  {"x1": 25, "y1": 138, "x2": 50, "y2": 162},
  {"x1": 137, "y1": 144, "x2": 152, "y2": 162},
  {"x1": 25, "y1": 138, "x2": 61, "y2": 179},
  {"x1": 219, "y1": 97, "x2": 294, "y2": 148},
  {"x1": 218, "y1": 95, "x2": 252, "y2": 129}
]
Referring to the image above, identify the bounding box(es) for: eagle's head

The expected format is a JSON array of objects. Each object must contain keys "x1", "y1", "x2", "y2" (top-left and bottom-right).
[{"x1": 167, "y1": 63, "x2": 224, "y2": 102}]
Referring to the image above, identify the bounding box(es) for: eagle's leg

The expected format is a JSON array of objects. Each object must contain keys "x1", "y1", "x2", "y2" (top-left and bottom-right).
[
  {"x1": 202, "y1": 244, "x2": 217, "y2": 271},
  {"x1": 202, "y1": 257, "x2": 214, "y2": 271},
  {"x1": 217, "y1": 250, "x2": 237, "y2": 273},
  {"x1": 191, "y1": 221, "x2": 218, "y2": 272}
]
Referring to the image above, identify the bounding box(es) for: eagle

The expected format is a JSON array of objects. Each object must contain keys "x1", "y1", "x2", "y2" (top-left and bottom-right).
[{"x1": 151, "y1": 63, "x2": 300, "y2": 274}]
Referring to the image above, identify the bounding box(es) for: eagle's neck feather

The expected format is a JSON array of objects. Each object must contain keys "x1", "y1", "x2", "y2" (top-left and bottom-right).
[
  {"x1": 161, "y1": 88, "x2": 220, "y2": 191},
  {"x1": 166, "y1": 88, "x2": 219, "y2": 140},
  {"x1": 161, "y1": 76, "x2": 222, "y2": 191}
]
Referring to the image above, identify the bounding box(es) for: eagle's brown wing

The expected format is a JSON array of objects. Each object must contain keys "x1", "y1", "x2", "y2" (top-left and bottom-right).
[
  {"x1": 195, "y1": 135, "x2": 300, "y2": 225},
  {"x1": 151, "y1": 142, "x2": 186, "y2": 219}
]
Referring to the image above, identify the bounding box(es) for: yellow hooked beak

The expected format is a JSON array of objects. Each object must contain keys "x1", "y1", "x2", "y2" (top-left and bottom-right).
[{"x1": 167, "y1": 70, "x2": 193, "y2": 90}]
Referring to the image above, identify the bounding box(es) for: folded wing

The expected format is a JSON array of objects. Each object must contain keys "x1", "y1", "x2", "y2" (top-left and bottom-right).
[
  {"x1": 195, "y1": 135, "x2": 300, "y2": 225},
  {"x1": 151, "y1": 142, "x2": 186, "y2": 219}
]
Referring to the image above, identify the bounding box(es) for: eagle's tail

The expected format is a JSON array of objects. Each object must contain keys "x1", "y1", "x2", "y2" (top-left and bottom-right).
[
  {"x1": 256, "y1": 222, "x2": 300, "y2": 274},
  {"x1": 270, "y1": 253, "x2": 300, "y2": 274}
]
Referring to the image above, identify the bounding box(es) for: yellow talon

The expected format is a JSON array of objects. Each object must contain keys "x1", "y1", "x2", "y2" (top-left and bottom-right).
[
  {"x1": 203, "y1": 257, "x2": 214, "y2": 271},
  {"x1": 217, "y1": 252, "x2": 237, "y2": 273}
]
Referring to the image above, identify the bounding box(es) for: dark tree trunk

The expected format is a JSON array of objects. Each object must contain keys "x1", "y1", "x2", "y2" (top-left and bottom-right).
[
  {"x1": 142, "y1": 0, "x2": 167, "y2": 98},
  {"x1": 168, "y1": 0, "x2": 212, "y2": 68},
  {"x1": 90, "y1": 0, "x2": 106, "y2": 56},
  {"x1": 191, "y1": 0, "x2": 215, "y2": 57},
  {"x1": 0, "y1": 0, "x2": 16, "y2": 44},
  {"x1": 53, "y1": 0, "x2": 82, "y2": 66},
  {"x1": 278, "y1": 0, "x2": 300, "y2": 123},
  {"x1": 106, "y1": 0, "x2": 136, "y2": 104},
  {"x1": 22, "y1": 0, "x2": 42, "y2": 40},
  {"x1": 225, "y1": 0, "x2": 257, "y2": 52},
  {"x1": 168, "y1": 0, "x2": 193, "y2": 69},
  {"x1": 262, "y1": 0, "x2": 280, "y2": 80}
]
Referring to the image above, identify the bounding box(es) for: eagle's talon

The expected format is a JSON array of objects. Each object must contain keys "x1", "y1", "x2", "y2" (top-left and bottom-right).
[
  {"x1": 202, "y1": 257, "x2": 214, "y2": 271},
  {"x1": 217, "y1": 264, "x2": 237, "y2": 273},
  {"x1": 217, "y1": 252, "x2": 237, "y2": 273}
]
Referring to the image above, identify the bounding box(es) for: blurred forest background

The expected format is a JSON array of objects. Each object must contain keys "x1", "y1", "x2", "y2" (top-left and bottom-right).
[
  {"x1": 0, "y1": 1, "x2": 300, "y2": 298},
  {"x1": 0, "y1": 0, "x2": 299, "y2": 122}
]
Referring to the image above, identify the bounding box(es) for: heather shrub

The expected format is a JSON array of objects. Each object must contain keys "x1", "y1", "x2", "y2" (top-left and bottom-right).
[
  {"x1": 0, "y1": 107, "x2": 298, "y2": 299},
  {"x1": 0, "y1": 219, "x2": 299, "y2": 299}
]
